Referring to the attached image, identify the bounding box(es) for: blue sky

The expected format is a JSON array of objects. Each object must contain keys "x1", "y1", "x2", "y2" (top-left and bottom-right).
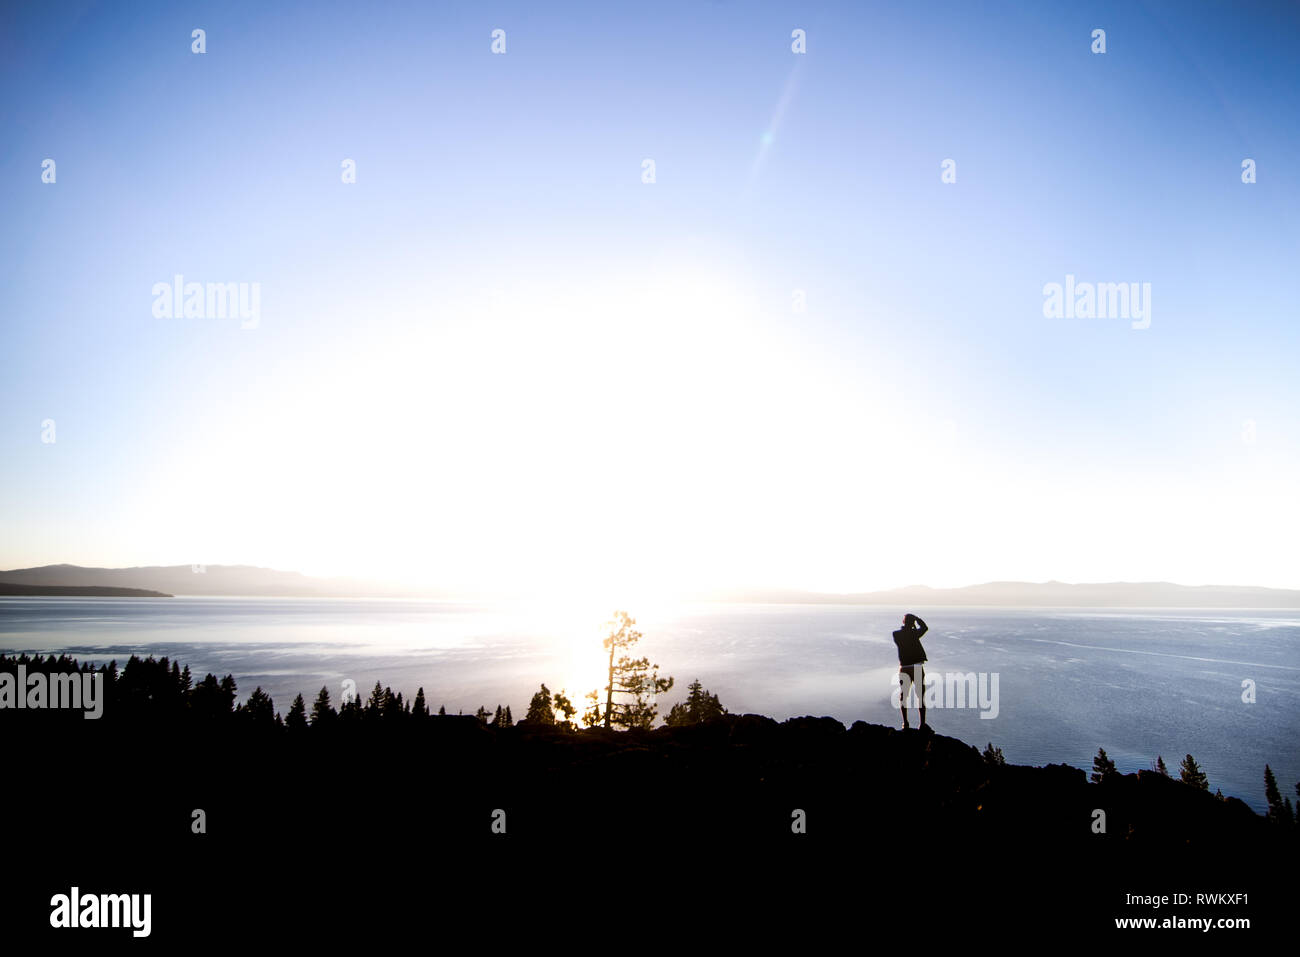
[{"x1": 2, "y1": 0, "x2": 1298, "y2": 595}]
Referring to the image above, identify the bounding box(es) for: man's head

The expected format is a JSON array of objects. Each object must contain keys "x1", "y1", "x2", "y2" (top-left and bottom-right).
[{"x1": 903, "y1": 613, "x2": 917, "y2": 629}]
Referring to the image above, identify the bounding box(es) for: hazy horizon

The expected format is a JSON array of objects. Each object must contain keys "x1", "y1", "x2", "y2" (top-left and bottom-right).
[{"x1": 4, "y1": 560, "x2": 1300, "y2": 607}]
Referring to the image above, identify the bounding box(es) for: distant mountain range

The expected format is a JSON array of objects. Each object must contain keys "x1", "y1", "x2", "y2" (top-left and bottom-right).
[
  {"x1": 1, "y1": 564, "x2": 1298, "y2": 607},
  {"x1": 703, "y1": 581, "x2": 1300, "y2": 608}
]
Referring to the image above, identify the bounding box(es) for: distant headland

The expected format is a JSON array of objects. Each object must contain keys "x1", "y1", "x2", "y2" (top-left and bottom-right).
[{"x1": 0, "y1": 582, "x2": 171, "y2": 598}]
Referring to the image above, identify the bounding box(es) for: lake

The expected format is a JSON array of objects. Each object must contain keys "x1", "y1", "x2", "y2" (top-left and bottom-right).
[{"x1": 2, "y1": 597, "x2": 1296, "y2": 813}]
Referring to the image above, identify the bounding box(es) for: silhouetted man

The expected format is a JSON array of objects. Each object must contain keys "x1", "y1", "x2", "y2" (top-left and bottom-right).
[{"x1": 893, "y1": 613, "x2": 929, "y2": 731}]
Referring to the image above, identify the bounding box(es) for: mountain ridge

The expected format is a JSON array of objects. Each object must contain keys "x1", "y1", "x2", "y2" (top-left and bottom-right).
[{"x1": 2, "y1": 564, "x2": 1298, "y2": 606}]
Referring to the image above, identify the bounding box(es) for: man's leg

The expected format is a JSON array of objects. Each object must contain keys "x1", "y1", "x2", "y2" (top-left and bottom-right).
[
  {"x1": 899, "y1": 667, "x2": 912, "y2": 728},
  {"x1": 918, "y1": 665, "x2": 928, "y2": 729}
]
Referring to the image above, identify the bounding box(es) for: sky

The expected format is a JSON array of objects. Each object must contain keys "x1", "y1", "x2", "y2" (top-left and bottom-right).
[{"x1": 2, "y1": 0, "x2": 1298, "y2": 600}]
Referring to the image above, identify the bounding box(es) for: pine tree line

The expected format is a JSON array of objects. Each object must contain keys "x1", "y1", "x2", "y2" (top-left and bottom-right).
[
  {"x1": 1087, "y1": 746, "x2": 1299, "y2": 819},
  {"x1": 0, "y1": 653, "x2": 725, "y2": 734}
]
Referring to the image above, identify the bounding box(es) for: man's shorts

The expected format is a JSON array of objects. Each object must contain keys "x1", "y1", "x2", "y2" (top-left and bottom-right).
[{"x1": 899, "y1": 664, "x2": 924, "y2": 697}]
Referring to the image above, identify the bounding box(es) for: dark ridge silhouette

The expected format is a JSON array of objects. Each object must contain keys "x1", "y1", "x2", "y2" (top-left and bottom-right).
[
  {"x1": 2, "y1": 652, "x2": 1289, "y2": 939},
  {"x1": 0, "y1": 582, "x2": 172, "y2": 597},
  {"x1": 2, "y1": 651, "x2": 1287, "y2": 844}
]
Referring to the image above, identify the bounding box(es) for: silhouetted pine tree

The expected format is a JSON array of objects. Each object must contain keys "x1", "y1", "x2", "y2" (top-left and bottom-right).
[
  {"x1": 237, "y1": 686, "x2": 276, "y2": 726},
  {"x1": 503, "y1": 705, "x2": 512, "y2": 727},
  {"x1": 438, "y1": 704, "x2": 446, "y2": 716},
  {"x1": 1265, "y1": 765, "x2": 1294, "y2": 825},
  {"x1": 1180, "y1": 754, "x2": 1209, "y2": 791},
  {"x1": 190, "y1": 674, "x2": 227, "y2": 719},
  {"x1": 1091, "y1": 748, "x2": 1118, "y2": 784},
  {"x1": 218, "y1": 674, "x2": 238, "y2": 713},
  {"x1": 1154, "y1": 756, "x2": 1169, "y2": 777},
  {"x1": 476, "y1": 706, "x2": 490, "y2": 726},
  {"x1": 339, "y1": 693, "x2": 362, "y2": 724},
  {"x1": 664, "y1": 679, "x2": 726, "y2": 726},
  {"x1": 310, "y1": 686, "x2": 336, "y2": 727},
  {"x1": 286, "y1": 693, "x2": 308, "y2": 732},
  {"x1": 982, "y1": 742, "x2": 1005, "y2": 767},
  {"x1": 367, "y1": 681, "x2": 386, "y2": 719},
  {"x1": 525, "y1": 685, "x2": 555, "y2": 725},
  {"x1": 412, "y1": 688, "x2": 428, "y2": 718}
]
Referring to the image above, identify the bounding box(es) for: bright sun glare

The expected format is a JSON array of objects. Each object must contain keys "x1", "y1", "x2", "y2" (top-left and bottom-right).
[{"x1": 130, "y1": 255, "x2": 887, "y2": 598}]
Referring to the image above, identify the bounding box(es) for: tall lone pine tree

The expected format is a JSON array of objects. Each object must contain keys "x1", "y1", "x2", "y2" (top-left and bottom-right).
[{"x1": 586, "y1": 611, "x2": 673, "y2": 730}]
